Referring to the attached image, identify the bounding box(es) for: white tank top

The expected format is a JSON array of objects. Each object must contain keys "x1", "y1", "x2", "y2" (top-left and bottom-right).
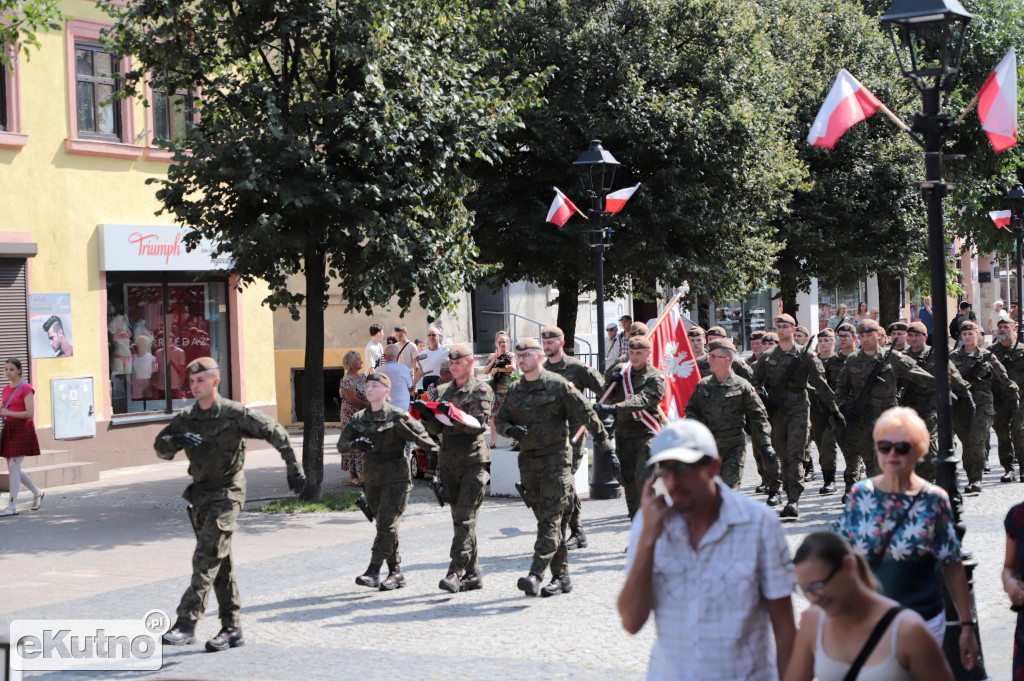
[{"x1": 814, "y1": 609, "x2": 914, "y2": 681}]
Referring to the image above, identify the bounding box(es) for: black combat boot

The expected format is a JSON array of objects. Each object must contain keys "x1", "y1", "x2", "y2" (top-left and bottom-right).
[
  {"x1": 766, "y1": 492, "x2": 781, "y2": 507},
  {"x1": 162, "y1": 619, "x2": 196, "y2": 646},
  {"x1": 780, "y1": 501, "x2": 799, "y2": 518},
  {"x1": 755, "y1": 483, "x2": 768, "y2": 495},
  {"x1": 819, "y1": 472, "x2": 837, "y2": 495},
  {"x1": 540, "y1": 574, "x2": 572, "y2": 597},
  {"x1": 565, "y1": 527, "x2": 588, "y2": 550},
  {"x1": 439, "y1": 572, "x2": 461, "y2": 593},
  {"x1": 205, "y1": 626, "x2": 244, "y2": 652},
  {"x1": 355, "y1": 563, "x2": 381, "y2": 588},
  {"x1": 1001, "y1": 468, "x2": 1017, "y2": 483},
  {"x1": 460, "y1": 571, "x2": 483, "y2": 591},
  {"x1": 380, "y1": 564, "x2": 405, "y2": 591},
  {"x1": 803, "y1": 461, "x2": 815, "y2": 482},
  {"x1": 517, "y1": 573, "x2": 541, "y2": 596}
]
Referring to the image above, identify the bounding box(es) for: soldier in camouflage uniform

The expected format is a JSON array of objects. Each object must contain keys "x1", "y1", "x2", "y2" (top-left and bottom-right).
[
  {"x1": 155, "y1": 357, "x2": 306, "y2": 652},
  {"x1": 987, "y1": 317, "x2": 1024, "y2": 482},
  {"x1": 698, "y1": 326, "x2": 753, "y2": 380},
  {"x1": 950, "y1": 321, "x2": 1018, "y2": 493},
  {"x1": 747, "y1": 329, "x2": 771, "y2": 493},
  {"x1": 685, "y1": 339, "x2": 776, "y2": 488},
  {"x1": 339, "y1": 373, "x2": 439, "y2": 590},
  {"x1": 592, "y1": 336, "x2": 667, "y2": 520},
  {"x1": 811, "y1": 328, "x2": 846, "y2": 495},
  {"x1": 902, "y1": 321, "x2": 972, "y2": 482},
  {"x1": 752, "y1": 314, "x2": 840, "y2": 518},
  {"x1": 835, "y1": 319, "x2": 935, "y2": 502},
  {"x1": 495, "y1": 338, "x2": 611, "y2": 597},
  {"x1": 887, "y1": 321, "x2": 909, "y2": 352},
  {"x1": 416, "y1": 345, "x2": 493, "y2": 594},
  {"x1": 793, "y1": 325, "x2": 817, "y2": 483}
]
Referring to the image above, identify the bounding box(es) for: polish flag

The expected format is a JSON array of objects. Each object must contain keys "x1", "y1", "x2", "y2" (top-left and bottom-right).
[
  {"x1": 648, "y1": 306, "x2": 700, "y2": 420},
  {"x1": 546, "y1": 187, "x2": 579, "y2": 227},
  {"x1": 605, "y1": 183, "x2": 640, "y2": 214},
  {"x1": 990, "y1": 210, "x2": 1012, "y2": 229},
  {"x1": 807, "y1": 69, "x2": 882, "y2": 148},
  {"x1": 978, "y1": 48, "x2": 1018, "y2": 153},
  {"x1": 409, "y1": 401, "x2": 481, "y2": 429}
]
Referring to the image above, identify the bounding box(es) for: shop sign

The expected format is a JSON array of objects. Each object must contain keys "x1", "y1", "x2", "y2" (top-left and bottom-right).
[{"x1": 98, "y1": 224, "x2": 233, "y2": 272}]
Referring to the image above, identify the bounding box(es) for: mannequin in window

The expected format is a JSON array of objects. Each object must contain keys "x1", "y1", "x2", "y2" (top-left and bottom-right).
[
  {"x1": 131, "y1": 334, "x2": 159, "y2": 408},
  {"x1": 156, "y1": 327, "x2": 187, "y2": 399}
]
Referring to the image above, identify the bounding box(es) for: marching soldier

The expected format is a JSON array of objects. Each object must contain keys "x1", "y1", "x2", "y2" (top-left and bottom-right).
[
  {"x1": 811, "y1": 328, "x2": 844, "y2": 495},
  {"x1": 699, "y1": 326, "x2": 753, "y2": 380},
  {"x1": 156, "y1": 357, "x2": 306, "y2": 652},
  {"x1": 752, "y1": 314, "x2": 841, "y2": 517},
  {"x1": 761, "y1": 331, "x2": 779, "y2": 352},
  {"x1": 794, "y1": 325, "x2": 816, "y2": 483},
  {"x1": 950, "y1": 321, "x2": 1017, "y2": 493},
  {"x1": 495, "y1": 338, "x2": 611, "y2": 597},
  {"x1": 748, "y1": 329, "x2": 770, "y2": 493},
  {"x1": 794, "y1": 325, "x2": 811, "y2": 346},
  {"x1": 592, "y1": 336, "x2": 667, "y2": 519},
  {"x1": 685, "y1": 339, "x2": 776, "y2": 489},
  {"x1": 415, "y1": 345, "x2": 493, "y2": 594},
  {"x1": 749, "y1": 330, "x2": 768, "y2": 364},
  {"x1": 340, "y1": 373, "x2": 439, "y2": 591},
  {"x1": 988, "y1": 317, "x2": 1024, "y2": 482},
  {"x1": 887, "y1": 321, "x2": 909, "y2": 352},
  {"x1": 834, "y1": 320, "x2": 934, "y2": 502}
]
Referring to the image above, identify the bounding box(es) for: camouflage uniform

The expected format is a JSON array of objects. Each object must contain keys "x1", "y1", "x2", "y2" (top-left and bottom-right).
[
  {"x1": 696, "y1": 353, "x2": 754, "y2": 381},
  {"x1": 811, "y1": 352, "x2": 847, "y2": 484},
  {"x1": 987, "y1": 340, "x2": 1024, "y2": 477},
  {"x1": 495, "y1": 370, "x2": 609, "y2": 579},
  {"x1": 949, "y1": 346, "x2": 1017, "y2": 485},
  {"x1": 421, "y1": 375, "x2": 493, "y2": 578},
  {"x1": 752, "y1": 344, "x2": 836, "y2": 503},
  {"x1": 685, "y1": 373, "x2": 771, "y2": 488},
  {"x1": 154, "y1": 395, "x2": 302, "y2": 628},
  {"x1": 902, "y1": 345, "x2": 972, "y2": 481},
  {"x1": 339, "y1": 404, "x2": 439, "y2": 570}
]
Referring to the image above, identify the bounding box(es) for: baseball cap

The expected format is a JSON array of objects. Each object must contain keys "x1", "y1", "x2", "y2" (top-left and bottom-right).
[
  {"x1": 606, "y1": 323, "x2": 619, "y2": 331},
  {"x1": 647, "y1": 420, "x2": 719, "y2": 466}
]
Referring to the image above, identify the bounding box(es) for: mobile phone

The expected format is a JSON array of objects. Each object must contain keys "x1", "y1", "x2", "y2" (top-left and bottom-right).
[{"x1": 652, "y1": 473, "x2": 668, "y2": 498}]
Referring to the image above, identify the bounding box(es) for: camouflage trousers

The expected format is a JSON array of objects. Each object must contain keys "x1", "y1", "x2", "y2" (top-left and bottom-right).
[
  {"x1": 563, "y1": 438, "x2": 586, "y2": 535},
  {"x1": 810, "y1": 407, "x2": 839, "y2": 477},
  {"x1": 365, "y1": 481, "x2": 412, "y2": 568},
  {"x1": 518, "y1": 452, "x2": 572, "y2": 579},
  {"x1": 439, "y1": 463, "x2": 489, "y2": 576},
  {"x1": 767, "y1": 405, "x2": 808, "y2": 502},
  {"x1": 617, "y1": 429, "x2": 656, "y2": 519},
  {"x1": 993, "y1": 402, "x2": 1024, "y2": 474},
  {"x1": 177, "y1": 498, "x2": 242, "y2": 627},
  {"x1": 911, "y1": 408, "x2": 939, "y2": 482},
  {"x1": 718, "y1": 442, "x2": 747, "y2": 490},
  {"x1": 839, "y1": 415, "x2": 882, "y2": 490},
  {"x1": 954, "y1": 404, "x2": 995, "y2": 483},
  {"x1": 746, "y1": 424, "x2": 769, "y2": 487}
]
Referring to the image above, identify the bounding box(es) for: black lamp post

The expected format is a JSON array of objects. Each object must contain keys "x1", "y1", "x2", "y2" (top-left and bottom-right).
[
  {"x1": 1008, "y1": 183, "x2": 1024, "y2": 341},
  {"x1": 880, "y1": 2, "x2": 986, "y2": 678},
  {"x1": 573, "y1": 139, "x2": 622, "y2": 499}
]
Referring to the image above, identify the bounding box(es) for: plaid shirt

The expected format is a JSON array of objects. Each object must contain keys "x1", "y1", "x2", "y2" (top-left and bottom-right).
[{"x1": 626, "y1": 480, "x2": 795, "y2": 681}]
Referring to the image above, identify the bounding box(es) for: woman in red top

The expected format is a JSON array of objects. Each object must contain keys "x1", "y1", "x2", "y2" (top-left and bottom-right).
[{"x1": 0, "y1": 358, "x2": 43, "y2": 516}]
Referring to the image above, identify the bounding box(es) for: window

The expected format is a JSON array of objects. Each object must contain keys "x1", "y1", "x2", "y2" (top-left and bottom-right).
[
  {"x1": 74, "y1": 41, "x2": 121, "y2": 141},
  {"x1": 0, "y1": 67, "x2": 7, "y2": 131},
  {"x1": 107, "y1": 277, "x2": 231, "y2": 415},
  {"x1": 152, "y1": 88, "x2": 191, "y2": 144},
  {"x1": 0, "y1": 55, "x2": 27, "y2": 149}
]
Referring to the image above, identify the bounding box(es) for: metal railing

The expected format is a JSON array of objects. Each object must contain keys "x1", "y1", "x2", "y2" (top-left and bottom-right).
[{"x1": 479, "y1": 311, "x2": 600, "y2": 369}]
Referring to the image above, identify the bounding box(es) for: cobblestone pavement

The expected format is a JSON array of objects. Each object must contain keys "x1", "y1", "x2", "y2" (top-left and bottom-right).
[{"x1": 0, "y1": 431, "x2": 1019, "y2": 680}]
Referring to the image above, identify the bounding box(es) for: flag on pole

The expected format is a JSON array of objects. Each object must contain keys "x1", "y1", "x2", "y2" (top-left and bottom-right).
[
  {"x1": 978, "y1": 48, "x2": 1018, "y2": 153},
  {"x1": 648, "y1": 306, "x2": 700, "y2": 419},
  {"x1": 546, "y1": 187, "x2": 580, "y2": 227},
  {"x1": 605, "y1": 183, "x2": 640, "y2": 214},
  {"x1": 990, "y1": 209, "x2": 1012, "y2": 229},
  {"x1": 807, "y1": 69, "x2": 882, "y2": 148},
  {"x1": 409, "y1": 402, "x2": 482, "y2": 429}
]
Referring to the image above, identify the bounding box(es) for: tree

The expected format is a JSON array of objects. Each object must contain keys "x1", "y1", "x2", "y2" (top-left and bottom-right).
[
  {"x1": 101, "y1": 0, "x2": 547, "y2": 499},
  {"x1": 0, "y1": 0, "x2": 65, "y2": 68}
]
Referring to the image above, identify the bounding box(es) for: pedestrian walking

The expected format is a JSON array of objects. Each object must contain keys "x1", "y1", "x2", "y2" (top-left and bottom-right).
[
  {"x1": 0, "y1": 358, "x2": 43, "y2": 516},
  {"x1": 617, "y1": 419, "x2": 796, "y2": 681},
  {"x1": 156, "y1": 357, "x2": 306, "y2": 652}
]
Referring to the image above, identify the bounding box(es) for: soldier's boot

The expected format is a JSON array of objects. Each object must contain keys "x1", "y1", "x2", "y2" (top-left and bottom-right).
[
  {"x1": 755, "y1": 483, "x2": 768, "y2": 495},
  {"x1": 205, "y1": 626, "x2": 244, "y2": 653},
  {"x1": 565, "y1": 527, "x2": 588, "y2": 550},
  {"x1": 780, "y1": 501, "x2": 799, "y2": 519},
  {"x1": 517, "y1": 573, "x2": 541, "y2": 597},
  {"x1": 355, "y1": 563, "x2": 382, "y2": 588},
  {"x1": 540, "y1": 574, "x2": 572, "y2": 598},
  {"x1": 379, "y1": 564, "x2": 405, "y2": 591},
  {"x1": 460, "y1": 571, "x2": 483, "y2": 592},
  {"x1": 984, "y1": 442, "x2": 992, "y2": 473},
  {"x1": 963, "y1": 480, "x2": 983, "y2": 495},
  {"x1": 1002, "y1": 468, "x2": 1017, "y2": 483},
  {"x1": 162, "y1": 620, "x2": 196, "y2": 646},
  {"x1": 766, "y1": 492, "x2": 782, "y2": 507},
  {"x1": 439, "y1": 572, "x2": 461, "y2": 594},
  {"x1": 819, "y1": 472, "x2": 837, "y2": 495},
  {"x1": 841, "y1": 485, "x2": 852, "y2": 506},
  {"x1": 803, "y1": 460, "x2": 815, "y2": 482}
]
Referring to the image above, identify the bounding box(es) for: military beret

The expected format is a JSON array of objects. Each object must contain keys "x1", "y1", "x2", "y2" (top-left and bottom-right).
[
  {"x1": 795, "y1": 326, "x2": 810, "y2": 337},
  {"x1": 817, "y1": 328, "x2": 835, "y2": 339},
  {"x1": 706, "y1": 339, "x2": 736, "y2": 353},
  {"x1": 774, "y1": 313, "x2": 796, "y2": 326},
  {"x1": 857, "y1": 319, "x2": 882, "y2": 333},
  {"x1": 186, "y1": 357, "x2": 218, "y2": 374},
  {"x1": 706, "y1": 326, "x2": 728, "y2": 338},
  {"x1": 763, "y1": 332, "x2": 779, "y2": 342},
  {"x1": 836, "y1": 322, "x2": 857, "y2": 335},
  {"x1": 629, "y1": 322, "x2": 649, "y2": 337},
  {"x1": 448, "y1": 344, "x2": 473, "y2": 360},
  {"x1": 515, "y1": 338, "x2": 542, "y2": 351},
  {"x1": 959, "y1": 320, "x2": 981, "y2": 332},
  {"x1": 907, "y1": 321, "x2": 928, "y2": 334},
  {"x1": 687, "y1": 325, "x2": 706, "y2": 337},
  {"x1": 540, "y1": 325, "x2": 564, "y2": 339},
  {"x1": 366, "y1": 373, "x2": 391, "y2": 389},
  {"x1": 887, "y1": 321, "x2": 908, "y2": 333},
  {"x1": 628, "y1": 336, "x2": 652, "y2": 349},
  {"x1": 997, "y1": 317, "x2": 1016, "y2": 326},
  {"x1": 749, "y1": 330, "x2": 766, "y2": 341}
]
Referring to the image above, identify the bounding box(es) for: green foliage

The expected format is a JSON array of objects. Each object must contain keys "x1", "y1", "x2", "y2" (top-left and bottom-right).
[
  {"x1": 254, "y1": 490, "x2": 360, "y2": 514},
  {"x1": 0, "y1": 0, "x2": 65, "y2": 68}
]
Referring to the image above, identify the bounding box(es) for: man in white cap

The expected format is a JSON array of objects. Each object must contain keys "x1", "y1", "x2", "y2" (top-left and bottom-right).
[{"x1": 617, "y1": 419, "x2": 796, "y2": 681}]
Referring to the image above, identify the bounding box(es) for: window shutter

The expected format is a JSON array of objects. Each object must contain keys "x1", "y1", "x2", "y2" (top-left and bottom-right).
[{"x1": 0, "y1": 259, "x2": 29, "y2": 382}]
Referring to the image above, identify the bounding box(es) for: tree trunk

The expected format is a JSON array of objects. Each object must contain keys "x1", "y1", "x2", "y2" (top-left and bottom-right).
[
  {"x1": 877, "y1": 271, "x2": 902, "y2": 327},
  {"x1": 778, "y1": 276, "x2": 799, "y2": 318},
  {"x1": 555, "y1": 277, "x2": 580, "y2": 356},
  {"x1": 300, "y1": 243, "x2": 326, "y2": 501}
]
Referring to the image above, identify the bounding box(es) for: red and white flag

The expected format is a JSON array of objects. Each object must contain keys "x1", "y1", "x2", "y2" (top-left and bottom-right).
[
  {"x1": 605, "y1": 183, "x2": 640, "y2": 214},
  {"x1": 546, "y1": 187, "x2": 580, "y2": 227},
  {"x1": 807, "y1": 69, "x2": 882, "y2": 148},
  {"x1": 978, "y1": 48, "x2": 1018, "y2": 153},
  {"x1": 648, "y1": 306, "x2": 701, "y2": 419},
  {"x1": 409, "y1": 402, "x2": 481, "y2": 429},
  {"x1": 990, "y1": 209, "x2": 1012, "y2": 229}
]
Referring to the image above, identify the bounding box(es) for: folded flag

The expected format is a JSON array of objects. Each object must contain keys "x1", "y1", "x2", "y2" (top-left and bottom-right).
[
  {"x1": 546, "y1": 187, "x2": 580, "y2": 227},
  {"x1": 409, "y1": 401, "x2": 481, "y2": 429},
  {"x1": 990, "y1": 210, "x2": 1012, "y2": 229},
  {"x1": 807, "y1": 69, "x2": 882, "y2": 148},
  {"x1": 978, "y1": 48, "x2": 1018, "y2": 153},
  {"x1": 605, "y1": 183, "x2": 640, "y2": 214}
]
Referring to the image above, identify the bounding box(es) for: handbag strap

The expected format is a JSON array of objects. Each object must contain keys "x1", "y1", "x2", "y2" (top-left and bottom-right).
[
  {"x1": 842, "y1": 607, "x2": 903, "y2": 681},
  {"x1": 868, "y1": 484, "x2": 926, "y2": 570},
  {"x1": 3, "y1": 381, "x2": 26, "y2": 411}
]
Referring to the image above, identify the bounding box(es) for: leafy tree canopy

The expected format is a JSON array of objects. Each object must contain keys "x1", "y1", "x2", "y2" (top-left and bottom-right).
[{"x1": 0, "y1": 0, "x2": 65, "y2": 68}]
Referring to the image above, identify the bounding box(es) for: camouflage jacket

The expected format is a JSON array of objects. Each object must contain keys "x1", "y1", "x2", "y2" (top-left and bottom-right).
[
  {"x1": 421, "y1": 375, "x2": 493, "y2": 467},
  {"x1": 987, "y1": 341, "x2": 1024, "y2": 400},
  {"x1": 686, "y1": 373, "x2": 771, "y2": 450},
  {"x1": 753, "y1": 343, "x2": 836, "y2": 412},
  {"x1": 338, "y1": 404, "x2": 438, "y2": 485},
  {"x1": 949, "y1": 346, "x2": 1018, "y2": 408},
  {"x1": 902, "y1": 345, "x2": 970, "y2": 412},
  {"x1": 835, "y1": 348, "x2": 935, "y2": 416},
  {"x1": 603, "y1": 362, "x2": 667, "y2": 437}
]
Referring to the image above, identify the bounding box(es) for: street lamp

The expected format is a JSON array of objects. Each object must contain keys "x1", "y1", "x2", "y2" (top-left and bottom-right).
[
  {"x1": 880, "y1": 1, "x2": 987, "y2": 678},
  {"x1": 573, "y1": 139, "x2": 621, "y2": 499},
  {"x1": 1008, "y1": 183, "x2": 1024, "y2": 341}
]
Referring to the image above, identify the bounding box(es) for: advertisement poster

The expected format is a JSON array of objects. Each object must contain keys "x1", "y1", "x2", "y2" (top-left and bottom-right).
[{"x1": 29, "y1": 294, "x2": 74, "y2": 358}]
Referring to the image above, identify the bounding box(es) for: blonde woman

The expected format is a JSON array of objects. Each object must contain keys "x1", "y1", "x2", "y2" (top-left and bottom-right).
[
  {"x1": 339, "y1": 350, "x2": 369, "y2": 486},
  {"x1": 484, "y1": 331, "x2": 516, "y2": 447}
]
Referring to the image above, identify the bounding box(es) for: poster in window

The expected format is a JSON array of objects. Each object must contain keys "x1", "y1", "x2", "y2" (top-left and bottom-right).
[{"x1": 28, "y1": 294, "x2": 74, "y2": 358}]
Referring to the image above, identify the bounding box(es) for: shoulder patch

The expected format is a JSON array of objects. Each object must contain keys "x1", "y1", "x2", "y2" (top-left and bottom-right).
[{"x1": 479, "y1": 386, "x2": 489, "y2": 392}]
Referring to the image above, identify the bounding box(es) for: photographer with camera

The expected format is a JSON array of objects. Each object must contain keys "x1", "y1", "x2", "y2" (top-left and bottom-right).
[{"x1": 484, "y1": 331, "x2": 517, "y2": 447}]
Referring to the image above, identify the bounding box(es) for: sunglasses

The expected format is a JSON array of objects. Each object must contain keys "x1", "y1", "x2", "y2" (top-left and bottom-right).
[
  {"x1": 798, "y1": 565, "x2": 841, "y2": 597},
  {"x1": 876, "y1": 440, "x2": 914, "y2": 455}
]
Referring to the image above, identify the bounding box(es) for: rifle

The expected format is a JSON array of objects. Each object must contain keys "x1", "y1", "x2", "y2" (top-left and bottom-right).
[
  {"x1": 843, "y1": 349, "x2": 888, "y2": 426},
  {"x1": 355, "y1": 493, "x2": 375, "y2": 522},
  {"x1": 430, "y1": 474, "x2": 447, "y2": 507},
  {"x1": 960, "y1": 351, "x2": 992, "y2": 384},
  {"x1": 763, "y1": 339, "x2": 814, "y2": 414}
]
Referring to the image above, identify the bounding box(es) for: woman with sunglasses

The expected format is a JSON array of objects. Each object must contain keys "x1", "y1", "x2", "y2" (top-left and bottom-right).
[
  {"x1": 833, "y1": 407, "x2": 979, "y2": 671},
  {"x1": 784, "y1": 531, "x2": 952, "y2": 681}
]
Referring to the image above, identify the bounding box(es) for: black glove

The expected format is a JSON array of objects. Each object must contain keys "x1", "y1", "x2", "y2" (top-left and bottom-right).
[
  {"x1": 830, "y1": 410, "x2": 846, "y2": 431},
  {"x1": 840, "y1": 404, "x2": 859, "y2": 423},
  {"x1": 610, "y1": 370, "x2": 623, "y2": 383},
  {"x1": 411, "y1": 400, "x2": 434, "y2": 419},
  {"x1": 287, "y1": 472, "x2": 306, "y2": 495},
  {"x1": 436, "y1": 401, "x2": 453, "y2": 417},
  {"x1": 506, "y1": 425, "x2": 528, "y2": 440},
  {"x1": 351, "y1": 437, "x2": 375, "y2": 453},
  {"x1": 592, "y1": 403, "x2": 617, "y2": 417},
  {"x1": 761, "y1": 445, "x2": 778, "y2": 463},
  {"x1": 172, "y1": 432, "x2": 203, "y2": 448},
  {"x1": 606, "y1": 450, "x2": 625, "y2": 488}
]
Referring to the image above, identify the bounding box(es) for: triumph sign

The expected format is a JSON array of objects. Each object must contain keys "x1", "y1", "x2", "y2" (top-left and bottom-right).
[{"x1": 98, "y1": 224, "x2": 234, "y2": 271}]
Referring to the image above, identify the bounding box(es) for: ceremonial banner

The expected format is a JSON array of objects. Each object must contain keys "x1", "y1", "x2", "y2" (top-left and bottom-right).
[{"x1": 648, "y1": 305, "x2": 700, "y2": 419}]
